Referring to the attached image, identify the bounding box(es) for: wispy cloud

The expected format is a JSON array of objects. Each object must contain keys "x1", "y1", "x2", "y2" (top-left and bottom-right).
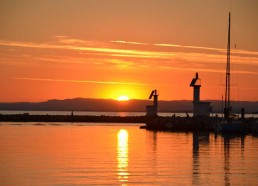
[
  {"x1": 158, "y1": 65, "x2": 258, "y2": 74},
  {"x1": 154, "y1": 43, "x2": 226, "y2": 52},
  {"x1": 110, "y1": 40, "x2": 148, "y2": 45},
  {"x1": 54, "y1": 36, "x2": 108, "y2": 47},
  {"x1": 112, "y1": 40, "x2": 258, "y2": 57},
  {"x1": 1, "y1": 38, "x2": 258, "y2": 74},
  {"x1": 111, "y1": 40, "x2": 225, "y2": 52},
  {"x1": 14, "y1": 77, "x2": 150, "y2": 86},
  {"x1": 0, "y1": 40, "x2": 175, "y2": 59}
]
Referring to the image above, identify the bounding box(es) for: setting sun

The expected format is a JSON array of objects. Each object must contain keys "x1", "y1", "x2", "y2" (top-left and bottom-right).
[{"x1": 117, "y1": 95, "x2": 129, "y2": 101}]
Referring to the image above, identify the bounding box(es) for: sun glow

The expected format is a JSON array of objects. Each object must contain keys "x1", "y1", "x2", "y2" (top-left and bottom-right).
[{"x1": 117, "y1": 95, "x2": 129, "y2": 101}]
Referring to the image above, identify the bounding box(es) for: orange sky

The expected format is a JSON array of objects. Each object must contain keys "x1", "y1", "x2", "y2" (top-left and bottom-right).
[{"x1": 0, "y1": 0, "x2": 258, "y2": 102}]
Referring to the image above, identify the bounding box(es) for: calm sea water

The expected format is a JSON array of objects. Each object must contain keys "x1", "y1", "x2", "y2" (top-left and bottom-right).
[{"x1": 0, "y1": 122, "x2": 258, "y2": 185}]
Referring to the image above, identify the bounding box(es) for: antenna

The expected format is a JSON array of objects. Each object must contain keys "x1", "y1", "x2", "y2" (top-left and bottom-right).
[
  {"x1": 225, "y1": 12, "x2": 231, "y2": 110},
  {"x1": 224, "y1": 12, "x2": 232, "y2": 120}
]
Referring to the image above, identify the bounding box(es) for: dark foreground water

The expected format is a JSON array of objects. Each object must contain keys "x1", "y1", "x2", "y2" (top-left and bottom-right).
[{"x1": 0, "y1": 122, "x2": 258, "y2": 185}]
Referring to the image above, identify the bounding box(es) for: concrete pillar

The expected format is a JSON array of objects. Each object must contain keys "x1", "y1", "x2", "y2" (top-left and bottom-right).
[{"x1": 193, "y1": 86, "x2": 200, "y2": 103}]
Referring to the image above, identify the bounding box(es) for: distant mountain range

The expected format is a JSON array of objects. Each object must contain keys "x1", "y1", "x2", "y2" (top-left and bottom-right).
[{"x1": 0, "y1": 98, "x2": 257, "y2": 113}]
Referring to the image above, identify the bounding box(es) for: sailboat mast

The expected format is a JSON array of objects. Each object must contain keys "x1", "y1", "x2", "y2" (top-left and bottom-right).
[{"x1": 225, "y1": 12, "x2": 231, "y2": 110}]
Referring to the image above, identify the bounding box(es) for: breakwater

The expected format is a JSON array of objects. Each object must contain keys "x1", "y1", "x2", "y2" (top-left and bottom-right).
[
  {"x1": 1, "y1": 114, "x2": 257, "y2": 133},
  {"x1": 0, "y1": 114, "x2": 146, "y2": 123},
  {"x1": 146, "y1": 116, "x2": 215, "y2": 131},
  {"x1": 145, "y1": 116, "x2": 258, "y2": 133}
]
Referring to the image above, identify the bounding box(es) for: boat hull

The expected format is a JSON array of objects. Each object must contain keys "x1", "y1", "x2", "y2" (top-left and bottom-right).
[{"x1": 215, "y1": 120, "x2": 246, "y2": 133}]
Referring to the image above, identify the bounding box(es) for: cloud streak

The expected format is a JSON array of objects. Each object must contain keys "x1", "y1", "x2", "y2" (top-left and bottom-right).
[
  {"x1": 158, "y1": 65, "x2": 258, "y2": 74},
  {"x1": 110, "y1": 40, "x2": 148, "y2": 45},
  {"x1": 0, "y1": 40, "x2": 175, "y2": 59},
  {"x1": 1, "y1": 38, "x2": 258, "y2": 74},
  {"x1": 1, "y1": 39, "x2": 258, "y2": 63},
  {"x1": 14, "y1": 77, "x2": 150, "y2": 86},
  {"x1": 111, "y1": 40, "x2": 258, "y2": 57}
]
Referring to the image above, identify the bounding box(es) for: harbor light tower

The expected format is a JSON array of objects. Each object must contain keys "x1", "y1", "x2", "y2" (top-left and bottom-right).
[
  {"x1": 190, "y1": 73, "x2": 211, "y2": 117},
  {"x1": 190, "y1": 72, "x2": 201, "y2": 103},
  {"x1": 146, "y1": 90, "x2": 158, "y2": 116}
]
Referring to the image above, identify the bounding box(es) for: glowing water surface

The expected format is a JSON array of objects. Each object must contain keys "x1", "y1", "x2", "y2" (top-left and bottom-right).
[{"x1": 0, "y1": 122, "x2": 258, "y2": 185}]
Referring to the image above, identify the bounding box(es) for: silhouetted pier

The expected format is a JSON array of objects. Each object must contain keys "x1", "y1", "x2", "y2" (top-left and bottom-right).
[
  {"x1": 1, "y1": 113, "x2": 257, "y2": 133},
  {"x1": 0, "y1": 114, "x2": 145, "y2": 123}
]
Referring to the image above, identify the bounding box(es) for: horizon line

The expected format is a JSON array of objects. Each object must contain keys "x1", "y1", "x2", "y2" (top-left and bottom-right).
[{"x1": 1, "y1": 97, "x2": 257, "y2": 103}]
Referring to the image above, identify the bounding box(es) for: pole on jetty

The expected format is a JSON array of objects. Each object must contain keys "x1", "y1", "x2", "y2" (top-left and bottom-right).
[{"x1": 146, "y1": 90, "x2": 158, "y2": 116}]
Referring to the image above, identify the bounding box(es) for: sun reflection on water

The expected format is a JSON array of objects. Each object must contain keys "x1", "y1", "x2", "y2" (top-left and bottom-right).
[{"x1": 117, "y1": 129, "x2": 129, "y2": 184}]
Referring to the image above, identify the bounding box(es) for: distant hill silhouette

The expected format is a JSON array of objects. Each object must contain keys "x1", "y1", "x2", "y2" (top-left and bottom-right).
[{"x1": 0, "y1": 98, "x2": 257, "y2": 113}]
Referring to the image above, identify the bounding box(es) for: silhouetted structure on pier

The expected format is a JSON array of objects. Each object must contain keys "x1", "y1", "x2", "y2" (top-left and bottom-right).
[
  {"x1": 146, "y1": 90, "x2": 158, "y2": 116},
  {"x1": 190, "y1": 72, "x2": 211, "y2": 117}
]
